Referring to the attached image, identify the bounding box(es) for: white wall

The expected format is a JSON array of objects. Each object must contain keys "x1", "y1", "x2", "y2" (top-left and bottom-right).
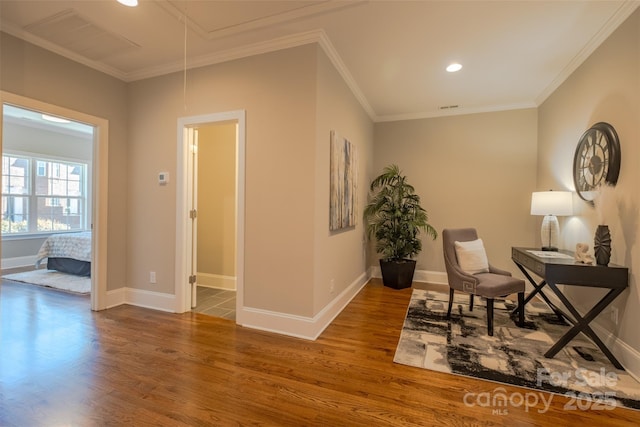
[{"x1": 3, "y1": 122, "x2": 92, "y2": 160}]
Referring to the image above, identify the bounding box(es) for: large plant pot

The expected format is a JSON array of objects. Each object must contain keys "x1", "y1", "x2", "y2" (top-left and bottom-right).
[{"x1": 380, "y1": 259, "x2": 416, "y2": 289}]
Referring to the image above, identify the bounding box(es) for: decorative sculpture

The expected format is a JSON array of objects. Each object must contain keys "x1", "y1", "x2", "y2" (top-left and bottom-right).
[
  {"x1": 594, "y1": 225, "x2": 612, "y2": 266},
  {"x1": 575, "y1": 243, "x2": 594, "y2": 264}
]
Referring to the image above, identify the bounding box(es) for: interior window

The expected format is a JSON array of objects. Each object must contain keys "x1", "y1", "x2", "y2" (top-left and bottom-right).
[{"x1": 2, "y1": 154, "x2": 87, "y2": 234}]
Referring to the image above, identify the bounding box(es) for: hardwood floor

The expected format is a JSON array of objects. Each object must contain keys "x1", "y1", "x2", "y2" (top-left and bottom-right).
[{"x1": 1, "y1": 278, "x2": 638, "y2": 426}]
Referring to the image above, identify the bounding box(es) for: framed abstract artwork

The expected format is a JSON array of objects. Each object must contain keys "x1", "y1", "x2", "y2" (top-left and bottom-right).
[{"x1": 330, "y1": 130, "x2": 357, "y2": 231}]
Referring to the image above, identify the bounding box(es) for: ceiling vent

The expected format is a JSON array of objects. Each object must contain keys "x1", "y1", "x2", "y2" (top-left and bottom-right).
[{"x1": 24, "y1": 9, "x2": 139, "y2": 60}]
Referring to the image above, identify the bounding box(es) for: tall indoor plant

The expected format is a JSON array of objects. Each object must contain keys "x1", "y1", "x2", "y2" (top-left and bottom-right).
[{"x1": 364, "y1": 164, "x2": 437, "y2": 289}]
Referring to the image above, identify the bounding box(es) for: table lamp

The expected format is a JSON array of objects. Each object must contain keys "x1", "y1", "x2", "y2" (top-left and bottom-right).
[{"x1": 531, "y1": 191, "x2": 573, "y2": 251}]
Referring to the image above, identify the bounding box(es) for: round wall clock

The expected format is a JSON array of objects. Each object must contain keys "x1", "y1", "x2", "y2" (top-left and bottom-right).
[{"x1": 572, "y1": 122, "x2": 621, "y2": 202}]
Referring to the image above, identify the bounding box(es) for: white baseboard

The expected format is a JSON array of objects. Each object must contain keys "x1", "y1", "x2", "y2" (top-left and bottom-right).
[
  {"x1": 105, "y1": 287, "x2": 175, "y2": 312},
  {"x1": 524, "y1": 287, "x2": 640, "y2": 380},
  {"x1": 104, "y1": 272, "x2": 371, "y2": 341},
  {"x1": 237, "y1": 271, "x2": 370, "y2": 340},
  {"x1": 2, "y1": 255, "x2": 36, "y2": 269},
  {"x1": 370, "y1": 266, "x2": 448, "y2": 286},
  {"x1": 238, "y1": 267, "x2": 446, "y2": 340},
  {"x1": 196, "y1": 272, "x2": 236, "y2": 290},
  {"x1": 100, "y1": 268, "x2": 640, "y2": 380},
  {"x1": 105, "y1": 287, "x2": 126, "y2": 309},
  {"x1": 590, "y1": 322, "x2": 640, "y2": 382}
]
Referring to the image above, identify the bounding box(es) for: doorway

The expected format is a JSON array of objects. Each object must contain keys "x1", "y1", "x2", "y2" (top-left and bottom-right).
[
  {"x1": 194, "y1": 122, "x2": 237, "y2": 319},
  {"x1": 175, "y1": 111, "x2": 245, "y2": 320},
  {"x1": 0, "y1": 92, "x2": 108, "y2": 310}
]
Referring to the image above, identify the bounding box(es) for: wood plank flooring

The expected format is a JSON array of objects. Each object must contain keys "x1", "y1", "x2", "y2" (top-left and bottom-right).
[{"x1": 1, "y1": 278, "x2": 639, "y2": 426}]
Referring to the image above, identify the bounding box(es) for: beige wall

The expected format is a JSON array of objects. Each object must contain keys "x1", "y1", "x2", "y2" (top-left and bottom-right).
[
  {"x1": 313, "y1": 46, "x2": 375, "y2": 313},
  {"x1": 2, "y1": 32, "x2": 373, "y2": 320},
  {"x1": 5, "y1": 7, "x2": 635, "y2": 351},
  {"x1": 196, "y1": 122, "x2": 236, "y2": 278},
  {"x1": 538, "y1": 10, "x2": 640, "y2": 354},
  {"x1": 1, "y1": 32, "x2": 128, "y2": 292},
  {"x1": 373, "y1": 109, "x2": 539, "y2": 273},
  {"x1": 128, "y1": 45, "x2": 323, "y2": 317}
]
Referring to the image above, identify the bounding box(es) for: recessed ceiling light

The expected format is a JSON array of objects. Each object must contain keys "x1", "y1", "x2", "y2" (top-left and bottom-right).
[
  {"x1": 42, "y1": 114, "x2": 71, "y2": 123},
  {"x1": 446, "y1": 63, "x2": 463, "y2": 73},
  {"x1": 117, "y1": 0, "x2": 138, "y2": 7}
]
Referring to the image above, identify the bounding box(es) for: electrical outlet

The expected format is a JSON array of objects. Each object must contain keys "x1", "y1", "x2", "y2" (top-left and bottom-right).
[
  {"x1": 150, "y1": 271, "x2": 157, "y2": 284},
  {"x1": 611, "y1": 307, "x2": 618, "y2": 325},
  {"x1": 329, "y1": 279, "x2": 335, "y2": 294}
]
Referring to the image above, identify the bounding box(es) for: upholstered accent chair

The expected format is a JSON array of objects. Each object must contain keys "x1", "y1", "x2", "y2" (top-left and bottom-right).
[{"x1": 442, "y1": 228, "x2": 525, "y2": 336}]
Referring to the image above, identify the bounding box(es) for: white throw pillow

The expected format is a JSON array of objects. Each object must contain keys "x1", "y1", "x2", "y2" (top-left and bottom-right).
[{"x1": 454, "y1": 238, "x2": 489, "y2": 274}]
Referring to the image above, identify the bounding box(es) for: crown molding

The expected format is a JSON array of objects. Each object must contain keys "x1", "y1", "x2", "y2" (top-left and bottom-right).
[
  {"x1": 1, "y1": 20, "x2": 378, "y2": 120},
  {"x1": 315, "y1": 31, "x2": 376, "y2": 120},
  {"x1": 375, "y1": 102, "x2": 538, "y2": 123},
  {"x1": 3, "y1": 1, "x2": 637, "y2": 124},
  {"x1": 0, "y1": 20, "x2": 129, "y2": 81},
  {"x1": 125, "y1": 28, "x2": 377, "y2": 121},
  {"x1": 125, "y1": 28, "x2": 324, "y2": 81},
  {"x1": 535, "y1": 0, "x2": 640, "y2": 106},
  {"x1": 155, "y1": 0, "x2": 364, "y2": 41}
]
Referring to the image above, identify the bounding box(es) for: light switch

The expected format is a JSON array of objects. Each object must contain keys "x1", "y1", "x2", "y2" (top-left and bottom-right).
[{"x1": 159, "y1": 172, "x2": 169, "y2": 185}]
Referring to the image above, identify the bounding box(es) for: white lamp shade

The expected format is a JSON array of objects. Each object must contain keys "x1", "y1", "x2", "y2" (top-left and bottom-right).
[{"x1": 530, "y1": 191, "x2": 573, "y2": 216}]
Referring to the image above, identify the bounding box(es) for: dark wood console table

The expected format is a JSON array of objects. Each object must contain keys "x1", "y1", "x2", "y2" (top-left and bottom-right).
[{"x1": 511, "y1": 247, "x2": 628, "y2": 369}]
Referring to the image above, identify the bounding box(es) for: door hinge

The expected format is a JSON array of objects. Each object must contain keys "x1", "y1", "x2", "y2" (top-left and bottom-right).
[
  {"x1": 189, "y1": 209, "x2": 197, "y2": 219},
  {"x1": 189, "y1": 275, "x2": 197, "y2": 285}
]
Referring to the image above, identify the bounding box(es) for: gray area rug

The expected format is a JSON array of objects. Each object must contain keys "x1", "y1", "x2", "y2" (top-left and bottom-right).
[
  {"x1": 3, "y1": 269, "x2": 90, "y2": 294},
  {"x1": 394, "y1": 288, "x2": 640, "y2": 411}
]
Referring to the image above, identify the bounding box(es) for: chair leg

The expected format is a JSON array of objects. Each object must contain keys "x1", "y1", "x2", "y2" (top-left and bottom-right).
[
  {"x1": 487, "y1": 298, "x2": 494, "y2": 336},
  {"x1": 517, "y1": 291, "x2": 525, "y2": 327},
  {"x1": 446, "y1": 288, "x2": 454, "y2": 319},
  {"x1": 469, "y1": 294, "x2": 474, "y2": 312}
]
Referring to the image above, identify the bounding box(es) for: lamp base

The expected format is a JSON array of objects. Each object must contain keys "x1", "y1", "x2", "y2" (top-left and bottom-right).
[{"x1": 540, "y1": 215, "x2": 560, "y2": 252}]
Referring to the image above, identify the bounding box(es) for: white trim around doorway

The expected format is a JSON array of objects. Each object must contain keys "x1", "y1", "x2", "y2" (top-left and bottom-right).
[
  {"x1": 0, "y1": 91, "x2": 109, "y2": 311},
  {"x1": 175, "y1": 110, "x2": 246, "y2": 317}
]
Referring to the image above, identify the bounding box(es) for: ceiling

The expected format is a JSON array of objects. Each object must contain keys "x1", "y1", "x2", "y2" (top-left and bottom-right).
[
  {"x1": 1, "y1": 0, "x2": 638, "y2": 122},
  {"x1": 3, "y1": 104, "x2": 94, "y2": 137}
]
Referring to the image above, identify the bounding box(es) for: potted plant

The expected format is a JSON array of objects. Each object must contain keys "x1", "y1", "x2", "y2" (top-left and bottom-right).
[{"x1": 364, "y1": 164, "x2": 437, "y2": 289}]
